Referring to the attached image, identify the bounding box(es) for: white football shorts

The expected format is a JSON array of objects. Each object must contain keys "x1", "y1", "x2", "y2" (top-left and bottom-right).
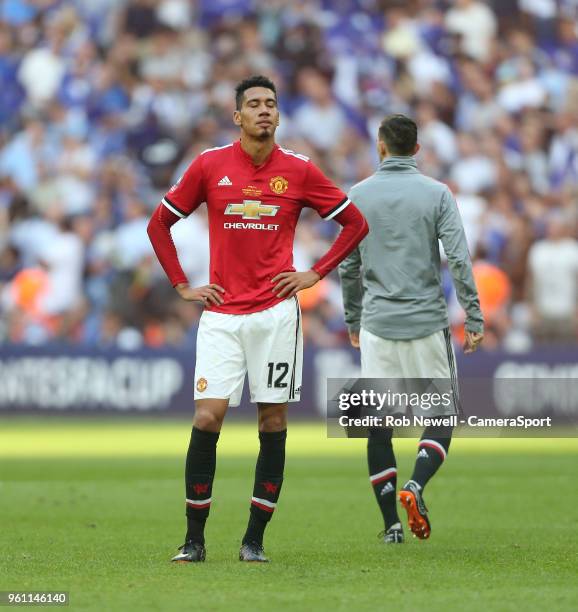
[
  {"x1": 193, "y1": 297, "x2": 303, "y2": 407},
  {"x1": 360, "y1": 327, "x2": 457, "y2": 379},
  {"x1": 359, "y1": 327, "x2": 459, "y2": 414}
]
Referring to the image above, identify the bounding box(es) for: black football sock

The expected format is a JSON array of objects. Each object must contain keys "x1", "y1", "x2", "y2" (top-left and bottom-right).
[
  {"x1": 184, "y1": 426, "x2": 219, "y2": 544},
  {"x1": 409, "y1": 426, "x2": 453, "y2": 491},
  {"x1": 367, "y1": 427, "x2": 400, "y2": 529},
  {"x1": 242, "y1": 429, "x2": 286, "y2": 547}
]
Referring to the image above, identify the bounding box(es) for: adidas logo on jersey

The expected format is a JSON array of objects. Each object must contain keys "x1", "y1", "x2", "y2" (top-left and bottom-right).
[
  {"x1": 218, "y1": 176, "x2": 232, "y2": 186},
  {"x1": 380, "y1": 482, "x2": 395, "y2": 496},
  {"x1": 418, "y1": 448, "x2": 429, "y2": 458}
]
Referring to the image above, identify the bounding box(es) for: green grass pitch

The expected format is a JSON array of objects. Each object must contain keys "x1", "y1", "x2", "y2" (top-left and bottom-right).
[{"x1": 1, "y1": 419, "x2": 578, "y2": 611}]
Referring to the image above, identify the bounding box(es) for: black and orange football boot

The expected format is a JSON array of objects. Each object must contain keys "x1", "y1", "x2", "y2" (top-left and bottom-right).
[{"x1": 399, "y1": 480, "x2": 431, "y2": 540}]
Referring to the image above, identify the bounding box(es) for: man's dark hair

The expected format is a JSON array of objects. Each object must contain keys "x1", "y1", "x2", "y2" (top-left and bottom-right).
[
  {"x1": 378, "y1": 114, "x2": 418, "y2": 156},
  {"x1": 235, "y1": 75, "x2": 277, "y2": 110}
]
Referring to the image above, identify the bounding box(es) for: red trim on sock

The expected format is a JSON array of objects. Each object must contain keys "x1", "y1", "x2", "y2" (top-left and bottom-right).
[
  {"x1": 186, "y1": 501, "x2": 211, "y2": 509},
  {"x1": 371, "y1": 472, "x2": 396, "y2": 486},
  {"x1": 251, "y1": 501, "x2": 275, "y2": 513},
  {"x1": 419, "y1": 441, "x2": 446, "y2": 461}
]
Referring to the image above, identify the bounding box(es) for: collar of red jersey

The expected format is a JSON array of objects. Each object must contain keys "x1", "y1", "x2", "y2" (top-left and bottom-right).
[{"x1": 234, "y1": 139, "x2": 279, "y2": 168}]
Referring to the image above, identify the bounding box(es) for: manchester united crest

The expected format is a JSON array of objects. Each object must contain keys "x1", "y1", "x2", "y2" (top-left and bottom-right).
[
  {"x1": 196, "y1": 377, "x2": 208, "y2": 392},
  {"x1": 269, "y1": 176, "x2": 288, "y2": 195}
]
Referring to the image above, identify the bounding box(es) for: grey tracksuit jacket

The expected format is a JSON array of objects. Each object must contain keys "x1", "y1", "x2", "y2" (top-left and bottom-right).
[{"x1": 338, "y1": 156, "x2": 483, "y2": 340}]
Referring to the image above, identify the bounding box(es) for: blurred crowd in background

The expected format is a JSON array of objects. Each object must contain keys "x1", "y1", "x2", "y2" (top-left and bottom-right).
[{"x1": 1, "y1": 0, "x2": 578, "y2": 352}]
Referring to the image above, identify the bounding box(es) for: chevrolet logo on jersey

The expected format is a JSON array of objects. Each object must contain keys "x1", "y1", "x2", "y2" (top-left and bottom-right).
[{"x1": 225, "y1": 200, "x2": 280, "y2": 220}]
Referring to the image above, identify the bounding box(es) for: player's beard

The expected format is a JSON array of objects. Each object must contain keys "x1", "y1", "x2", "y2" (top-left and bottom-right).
[{"x1": 255, "y1": 125, "x2": 274, "y2": 140}]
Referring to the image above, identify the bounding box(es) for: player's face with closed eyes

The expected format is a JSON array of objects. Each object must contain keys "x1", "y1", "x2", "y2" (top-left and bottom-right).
[{"x1": 234, "y1": 87, "x2": 279, "y2": 140}]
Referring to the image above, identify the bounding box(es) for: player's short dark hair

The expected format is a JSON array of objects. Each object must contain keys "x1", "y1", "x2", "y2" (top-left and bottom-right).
[
  {"x1": 378, "y1": 114, "x2": 418, "y2": 156},
  {"x1": 235, "y1": 75, "x2": 277, "y2": 110}
]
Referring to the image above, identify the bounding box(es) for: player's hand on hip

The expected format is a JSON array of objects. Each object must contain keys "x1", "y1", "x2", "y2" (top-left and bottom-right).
[
  {"x1": 175, "y1": 283, "x2": 225, "y2": 306},
  {"x1": 271, "y1": 270, "x2": 321, "y2": 298},
  {"x1": 349, "y1": 331, "x2": 360, "y2": 349},
  {"x1": 463, "y1": 330, "x2": 483, "y2": 354}
]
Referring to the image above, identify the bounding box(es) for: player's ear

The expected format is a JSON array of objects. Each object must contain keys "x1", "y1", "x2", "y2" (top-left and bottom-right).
[
  {"x1": 233, "y1": 110, "x2": 242, "y2": 127},
  {"x1": 377, "y1": 139, "x2": 387, "y2": 159},
  {"x1": 413, "y1": 143, "x2": 421, "y2": 156}
]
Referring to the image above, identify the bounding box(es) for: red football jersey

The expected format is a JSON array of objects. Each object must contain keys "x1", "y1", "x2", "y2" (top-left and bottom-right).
[{"x1": 162, "y1": 140, "x2": 351, "y2": 314}]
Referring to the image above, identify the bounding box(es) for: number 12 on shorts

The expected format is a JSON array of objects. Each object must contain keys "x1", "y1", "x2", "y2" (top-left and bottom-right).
[{"x1": 267, "y1": 362, "x2": 289, "y2": 388}]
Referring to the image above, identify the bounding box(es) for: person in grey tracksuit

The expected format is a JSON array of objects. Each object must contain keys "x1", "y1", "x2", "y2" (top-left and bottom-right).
[{"x1": 338, "y1": 114, "x2": 484, "y2": 543}]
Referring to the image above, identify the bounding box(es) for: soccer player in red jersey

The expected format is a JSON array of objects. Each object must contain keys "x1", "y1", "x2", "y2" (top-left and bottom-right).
[{"x1": 147, "y1": 75, "x2": 368, "y2": 562}]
